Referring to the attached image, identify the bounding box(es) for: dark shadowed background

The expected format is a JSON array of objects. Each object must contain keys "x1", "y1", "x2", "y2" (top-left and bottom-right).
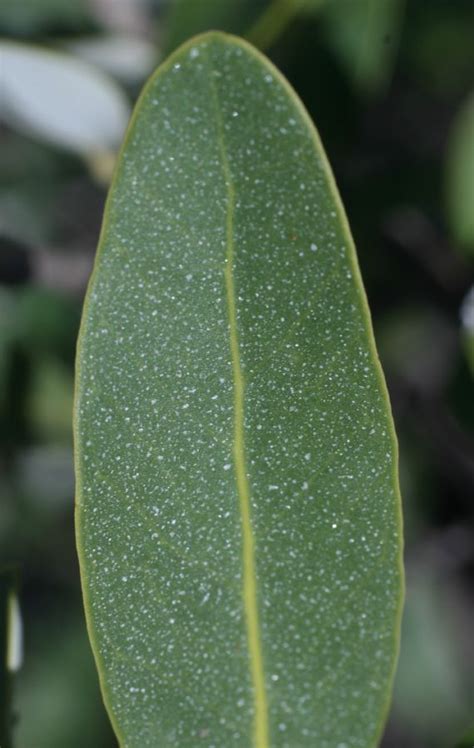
[{"x1": 0, "y1": 1, "x2": 473, "y2": 746}]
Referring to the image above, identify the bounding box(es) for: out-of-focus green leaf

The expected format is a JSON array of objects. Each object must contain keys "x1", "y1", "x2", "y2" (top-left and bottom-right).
[
  {"x1": 0, "y1": 569, "x2": 19, "y2": 748},
  {"x1": 406, "y1": 4, "x2": 474, "y2": 95},
  {"x1": 455, "y1": 723, "x2": 474, "y2": 748},
  {"x1": 0, "y1": 192, "x2": 47, "y2": 246},
  {"x1": 376, "y1": 306, "x2": 456, "y2": 393},
  {"x1": 0, "y1": 42, "x2": 130, "y2": 157},
  {"x1": 322, "y1": 0, "x2": 404, "y2": 94},
  {"x1": 0, "y1": 133, "x2": 72, "y2": 245},
  {"x1": 0, "y1": 289, "x2": 17, "y2": 397},
  {"x1": 165, "y1": 0, "x2": 262, "y2": 54},
  {"x1": 246, "y1": 0, "x2": 320, "y2": 51},
  {"x1": 75, "y1": 32, "x2": 403, "y2": 747},
  {"x1": 0, "y1": 0, "x2": 90, "y2": 34},
  {"x1": 0, "y1": 571, "x2": 10, "y2": 748},
  {"x1": 16, "y1": 616, "x2": 114, "y2": 748},
  {"x1": 0, "y1": 287, "x2": 77, "y2": 455},
  {"x1": 15, "y1": 288, "x2": 79, "y2": 360},
  {"x1": 393, "y1": 570, "x2": 472, "y2": 746},
  {"x1": 29, "y1": 357, "x2": 73, "y2": 443},
  {"x1": 446, "y1": 93, "x2": 474, "y2": 255}
]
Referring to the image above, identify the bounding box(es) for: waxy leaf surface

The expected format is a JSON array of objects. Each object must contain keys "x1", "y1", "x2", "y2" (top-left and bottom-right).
[{"x1": 75, "y1": 32, "x2": 403, "y2": 748}]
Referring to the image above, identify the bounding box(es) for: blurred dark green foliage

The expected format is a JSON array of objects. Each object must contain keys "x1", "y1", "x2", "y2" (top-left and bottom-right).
[
  {"x1": 0, "y1": 568, "x2": 16, "y2": 748},
  {"x1": 0, "y1": 1, "x2": 473, "y2": 746}
]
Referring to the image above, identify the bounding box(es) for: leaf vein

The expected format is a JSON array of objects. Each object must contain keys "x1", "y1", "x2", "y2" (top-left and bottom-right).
[{"x1": 207, "y1": 48, "x2": 270, "y2": 748}]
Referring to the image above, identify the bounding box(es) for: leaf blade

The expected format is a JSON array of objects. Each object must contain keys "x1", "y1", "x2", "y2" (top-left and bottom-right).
[{"x1": 75, "y1": 31, "x2": 404, "y2": 747}]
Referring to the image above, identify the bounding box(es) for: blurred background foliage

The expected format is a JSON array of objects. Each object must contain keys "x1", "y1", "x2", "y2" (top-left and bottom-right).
[{"x1": 0, "y1": 0, "x2": 473, "y2": 746}]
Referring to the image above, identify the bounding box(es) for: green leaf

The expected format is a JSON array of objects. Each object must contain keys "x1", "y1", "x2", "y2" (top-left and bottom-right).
[
  {"x1": 0, "y1": 0, "x2": 90, "y2": 35},
  {"x1": 246, "y1": 0, "x2": 325, "y2": 52},
  {"x1": 392, "y1": 569, "x2": 470, "y2": 743},
  {"x1": 455, "y1": 723, "x2": 474, "y2": 748},
  {"x1": 321, "y1": 0, "x2": 404, "y2": 95},
  {"x1": 446, "y1": 92, "x2": 474, "y2": 255},
  {"x1": 16, "y1": 616, "x2": 114, "y2": 748},
  {"x1": 165, "y1": 0, "x2": 261, "y2": 55},
  {"x1": 0, "y1": 568, "x2": 20, "y2": 748},
  {"x1": 75, "y1": 32, "x2": 404, "y2": 747}
]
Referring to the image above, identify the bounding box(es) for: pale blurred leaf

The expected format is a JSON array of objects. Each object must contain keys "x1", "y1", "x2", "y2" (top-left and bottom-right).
[
  {"x1": 0, "y1": 42, "x2": 130, "y2": 156},
  {"x1": 65, "y1": 35, "x2": 158, "y2": 84},
  {"x1": 18, "y1": 446, "x2": 74, "y2": 509},
  {"x1": 460, "y1": 286, "x2": 474, "y2": 374},
  {"x1": 393, "y1": 569, "x2": 472, "y2": 745}
]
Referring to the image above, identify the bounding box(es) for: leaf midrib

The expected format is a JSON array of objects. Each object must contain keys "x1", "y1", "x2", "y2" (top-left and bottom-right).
[{"x1": 207, "y1": 49, "x2": 269, "y2": 748}]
